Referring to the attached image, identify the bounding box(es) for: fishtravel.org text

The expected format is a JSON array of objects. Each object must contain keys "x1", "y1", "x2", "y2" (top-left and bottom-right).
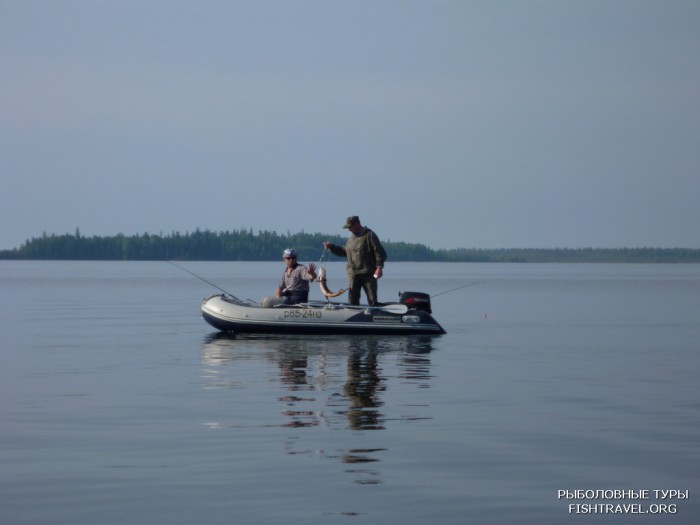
[{"x1": 558, "y1": 489, "x2": 688, "y2": 516}]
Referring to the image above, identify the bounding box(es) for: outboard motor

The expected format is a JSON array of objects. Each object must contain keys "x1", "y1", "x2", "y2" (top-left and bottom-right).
[{"x1": 399, "y1": 291, "x2": 432, "y2": 314}]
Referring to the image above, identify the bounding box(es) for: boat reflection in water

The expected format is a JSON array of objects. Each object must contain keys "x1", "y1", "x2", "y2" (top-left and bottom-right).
[{"x1": 201, "y1": 333, "x2": 434, "y2": 485}]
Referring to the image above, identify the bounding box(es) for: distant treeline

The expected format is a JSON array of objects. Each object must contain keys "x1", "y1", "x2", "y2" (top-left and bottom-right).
[{"x1": 1, "y1": 229, "x2": 699, "y2": 263}]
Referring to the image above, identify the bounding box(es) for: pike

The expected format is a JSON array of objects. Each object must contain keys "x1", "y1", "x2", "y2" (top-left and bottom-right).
[{"x1": 317, "y1": 266, "x2": 347, "y2": 298}]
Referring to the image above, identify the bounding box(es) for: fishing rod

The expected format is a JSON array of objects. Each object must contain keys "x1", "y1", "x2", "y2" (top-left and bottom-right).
[
  {"x1": 166, "y1": 261, "x2": 241, "y2": 300},
  {"x1": 431, "y1": 280, "x2": 485, "y2": 298}
]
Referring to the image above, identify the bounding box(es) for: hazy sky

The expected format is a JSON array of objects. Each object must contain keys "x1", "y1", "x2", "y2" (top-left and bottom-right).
[{"x1": 2, "y1": 0, "x2": 699, "y2": 251}]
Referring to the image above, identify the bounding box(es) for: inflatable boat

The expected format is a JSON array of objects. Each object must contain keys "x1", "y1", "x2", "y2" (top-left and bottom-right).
[{"x1": 201, "y1": 291, "x2": 446, "y2": 335}]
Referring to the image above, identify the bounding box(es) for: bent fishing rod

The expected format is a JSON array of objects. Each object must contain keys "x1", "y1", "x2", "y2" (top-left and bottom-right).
[{"x1": 166, "y1": 261, "x2": 241, "y2": 300}]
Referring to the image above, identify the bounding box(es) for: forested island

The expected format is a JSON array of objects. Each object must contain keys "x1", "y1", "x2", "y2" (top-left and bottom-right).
[{"x1": 1, "y1": 229, "x2": 699, "y2": 263}]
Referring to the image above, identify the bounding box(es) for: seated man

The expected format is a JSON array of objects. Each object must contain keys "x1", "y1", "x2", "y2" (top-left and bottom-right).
[{"x1": 261, "y1": 249, "x2": 317, "y2": 307}]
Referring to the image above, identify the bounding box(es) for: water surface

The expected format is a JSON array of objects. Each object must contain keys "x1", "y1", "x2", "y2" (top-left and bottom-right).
[{"x1": 1, "y1": 261, "x2": 699, "y2": 524}]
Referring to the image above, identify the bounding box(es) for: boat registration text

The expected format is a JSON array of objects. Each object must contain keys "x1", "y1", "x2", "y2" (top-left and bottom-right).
[{"x1": 284, "y1": 310, "x2": 323, "y2": 319}]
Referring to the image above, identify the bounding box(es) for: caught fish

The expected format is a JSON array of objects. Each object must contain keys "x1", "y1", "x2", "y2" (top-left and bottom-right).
[{"x1": 317, "y1": 267, "x2": 347, "y2": 298}]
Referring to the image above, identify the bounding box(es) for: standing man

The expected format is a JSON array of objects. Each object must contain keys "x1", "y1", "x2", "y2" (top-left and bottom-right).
[{"x1": 323, "y1": 216, "x2": 386, "y2": 306}]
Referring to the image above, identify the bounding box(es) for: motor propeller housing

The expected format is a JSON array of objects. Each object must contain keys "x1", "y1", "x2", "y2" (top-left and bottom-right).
[{"x1": 399, "y1": 291, "x2": 432, "y2": 314}]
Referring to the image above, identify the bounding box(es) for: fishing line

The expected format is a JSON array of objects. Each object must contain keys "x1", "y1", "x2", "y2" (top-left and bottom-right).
[
  {"x1": 431, "y1": 280, "x2": 485, "y2": 298},
  {"x1": 318, "y1": 247, "x2": 330, "y2": 264},
  {"x1": 166, "y1": 261, "x2": 240, "y2": 300}
]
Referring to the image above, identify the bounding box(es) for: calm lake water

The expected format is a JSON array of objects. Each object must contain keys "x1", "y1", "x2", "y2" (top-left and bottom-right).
[{"x1": 1, "y1": 261, "x2": 699, "y2": 524}]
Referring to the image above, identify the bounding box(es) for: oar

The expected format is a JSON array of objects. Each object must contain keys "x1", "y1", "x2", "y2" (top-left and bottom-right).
[
  {"x1": 367, "y1": 303, "x2": 408, "y2": 315},
  {"x1": 303, "y1": 302, "x2": 408, "y2": 315}
]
